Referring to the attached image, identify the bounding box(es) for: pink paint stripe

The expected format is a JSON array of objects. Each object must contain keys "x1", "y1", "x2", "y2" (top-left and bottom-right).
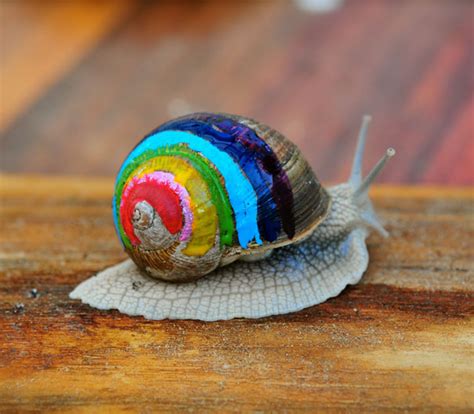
[{"x1": 121, "y1": 171, "x2": 193, "y2": 242}]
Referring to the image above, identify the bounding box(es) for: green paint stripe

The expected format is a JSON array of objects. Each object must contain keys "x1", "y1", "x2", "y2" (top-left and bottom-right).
[{"x1": 114, "y1": 144, "x2": 235, "y2": 249}]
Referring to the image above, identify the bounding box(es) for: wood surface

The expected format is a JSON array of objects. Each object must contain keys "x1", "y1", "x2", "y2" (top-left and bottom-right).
[
  {"x1": 0, "y1": 175, "x2": 472, "y2": 412},
  {"x1": 1, "y1": 0, "x2": 473, "y2": 185}
]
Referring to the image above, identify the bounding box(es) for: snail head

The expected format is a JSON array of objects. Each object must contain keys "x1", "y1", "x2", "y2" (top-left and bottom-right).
[{"x1": 319, "y1": 116, "x2": 395, "y2": 242}]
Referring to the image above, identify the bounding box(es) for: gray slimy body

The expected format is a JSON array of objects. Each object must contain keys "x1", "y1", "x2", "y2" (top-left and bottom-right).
[{"x1": 70, "y1": 116, "x2": 394, "y2": 321}]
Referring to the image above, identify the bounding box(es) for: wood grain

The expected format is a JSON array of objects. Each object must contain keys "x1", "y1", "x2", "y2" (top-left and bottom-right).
[
  {"x1": 1, "y1": 1, "x2": 473, "y2": 185},
  {"x1": 0, "y1": 175, "x2": 472, "y2": 412}
]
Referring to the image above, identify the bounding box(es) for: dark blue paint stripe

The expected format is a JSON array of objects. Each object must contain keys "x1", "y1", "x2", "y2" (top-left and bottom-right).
[{"x1": 157, "y1": 113, "x2": 295, "y2": 242}]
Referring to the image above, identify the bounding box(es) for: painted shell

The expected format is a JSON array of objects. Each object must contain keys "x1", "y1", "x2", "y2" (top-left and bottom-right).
[{"x1": 114, "y1": 113, "x2": 330, "y2": 281}]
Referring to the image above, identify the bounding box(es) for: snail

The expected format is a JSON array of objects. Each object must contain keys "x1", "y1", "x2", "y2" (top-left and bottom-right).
[{"x1": 70, "y1": 113, "x2": 395, "y2": 321}]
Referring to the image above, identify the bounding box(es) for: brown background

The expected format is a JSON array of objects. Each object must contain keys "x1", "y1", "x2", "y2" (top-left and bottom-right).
[
  {"x1": 1, "y1": 0, "x2": 473, "y2": 184},
  {"x1": 0, "y1": 2, "x2": 473, "y2": 411}
]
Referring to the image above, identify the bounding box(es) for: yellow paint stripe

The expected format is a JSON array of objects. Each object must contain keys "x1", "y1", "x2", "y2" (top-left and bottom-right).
[{"x1": 127, "y1": 156, "x2": 218, "y2": 256}]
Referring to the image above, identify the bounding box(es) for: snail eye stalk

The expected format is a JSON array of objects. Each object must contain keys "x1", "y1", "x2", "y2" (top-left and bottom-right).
[
  {"x1": 350, "y1": 114, "x2": 372, "y2": 185},
  {"x1": 354, "y1": 148, "x2": 396, "y2": 199},
  {"x1": 348, "y1": 114, "x2": 395, "y2": 198}
]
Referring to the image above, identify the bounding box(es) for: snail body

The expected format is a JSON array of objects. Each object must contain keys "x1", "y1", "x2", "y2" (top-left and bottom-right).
[{"x1": 71, "y1": 114, "x2": 394, "y2": 320}]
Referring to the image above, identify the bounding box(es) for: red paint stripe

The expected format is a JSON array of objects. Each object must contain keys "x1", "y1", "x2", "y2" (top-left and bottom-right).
[{"x1": 120, "y1": 181, "x2": 183, "y2": 245}]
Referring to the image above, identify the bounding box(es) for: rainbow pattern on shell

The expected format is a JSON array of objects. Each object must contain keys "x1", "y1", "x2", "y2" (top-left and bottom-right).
[{"x1": 114, "y1": 113, "x2": 295, "y2": 257}]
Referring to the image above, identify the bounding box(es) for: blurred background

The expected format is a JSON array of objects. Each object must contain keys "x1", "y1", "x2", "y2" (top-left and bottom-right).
[{"x1": 0, "y1": 0, "x2": 472, "y2": 185}]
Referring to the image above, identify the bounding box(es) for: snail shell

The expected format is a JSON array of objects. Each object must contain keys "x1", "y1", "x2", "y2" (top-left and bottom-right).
[{"x1": 113, "y1": 113, "x2": 330, "y2": 282}]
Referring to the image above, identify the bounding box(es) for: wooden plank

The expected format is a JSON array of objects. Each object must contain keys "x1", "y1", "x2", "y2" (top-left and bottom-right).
[
  {"x1": 0, "y1": 175, "x2": 472, "y2": 412},
  {"x1": 1, "y1": 1, "x2": 472, "y2": 185},
  {"x1": 0, "y1": 0, "x2": 135, "y2": 131}
]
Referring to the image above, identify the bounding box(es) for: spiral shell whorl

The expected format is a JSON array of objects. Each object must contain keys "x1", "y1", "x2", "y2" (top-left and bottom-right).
[{"x1": 114, "y1": 113, "x2": 329, "y2": 281}]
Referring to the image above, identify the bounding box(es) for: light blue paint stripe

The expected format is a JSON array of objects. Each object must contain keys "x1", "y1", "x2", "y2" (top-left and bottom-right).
[{"x1": 116, "y1": 130, "x2": 262, "y2": 248}]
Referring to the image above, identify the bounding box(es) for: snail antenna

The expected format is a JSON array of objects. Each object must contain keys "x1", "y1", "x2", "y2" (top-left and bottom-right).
[
  {"x1": 350, "y1": 115, "x2": 372, "y2": 185},
  {"x1": 354, "y1": 147, "x2": 396, "y2": 199}
]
